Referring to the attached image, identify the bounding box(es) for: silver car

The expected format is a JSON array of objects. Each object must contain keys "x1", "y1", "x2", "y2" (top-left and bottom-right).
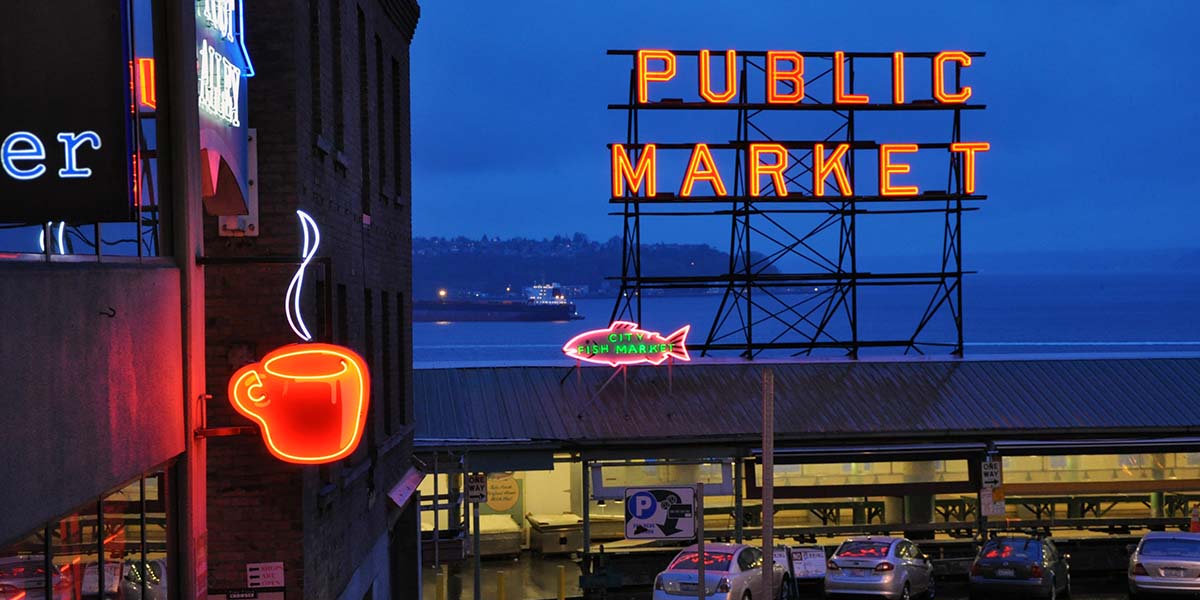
[
  {"x1": 1129, "y1": 531, "x2": 1200, "y2": 598},
  {"x1": 825, "y1": 536, "x2": 934, "y2": 600},
  {"x1": 653, "y1": 543, "x2": 789, "y2": 600}
]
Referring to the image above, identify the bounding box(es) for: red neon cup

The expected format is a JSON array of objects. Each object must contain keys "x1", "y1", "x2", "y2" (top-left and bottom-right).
[{"x1": 228, "y1": 343, "x2": 370, "y2": 464}]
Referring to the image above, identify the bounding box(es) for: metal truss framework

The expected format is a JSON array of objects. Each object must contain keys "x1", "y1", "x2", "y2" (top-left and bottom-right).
[{"x1": 608, "y1": 50, "x2": 987, "y2": 358}]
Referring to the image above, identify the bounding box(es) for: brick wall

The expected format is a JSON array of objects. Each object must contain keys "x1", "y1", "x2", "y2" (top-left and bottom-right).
[{"x1": 204, "y1": 0, "x2": 419, "y2": 597}]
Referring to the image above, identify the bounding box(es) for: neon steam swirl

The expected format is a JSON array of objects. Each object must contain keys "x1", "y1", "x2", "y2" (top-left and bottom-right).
[{"x1": 285, "y1": 210, "x2": 320, "y2": 341}]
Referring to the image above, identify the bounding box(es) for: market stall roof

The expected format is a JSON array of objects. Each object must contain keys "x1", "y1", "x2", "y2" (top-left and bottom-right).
[{"x1": 414, "y1": 354, "x2": 1200, "y2": 451}]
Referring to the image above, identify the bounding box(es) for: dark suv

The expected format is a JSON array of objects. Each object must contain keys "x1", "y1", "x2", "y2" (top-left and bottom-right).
[{"x1": 968, "y1": 536, "x2": 1070, "y2": 599}]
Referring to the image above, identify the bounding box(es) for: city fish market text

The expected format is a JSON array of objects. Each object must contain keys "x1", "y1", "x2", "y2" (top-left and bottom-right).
[
  {"x1": 563, "y1": 321, "x2": 691, "y2": 367},
  {"x1": 612, "y1": 49, "x2": 989, "y2": 199}
]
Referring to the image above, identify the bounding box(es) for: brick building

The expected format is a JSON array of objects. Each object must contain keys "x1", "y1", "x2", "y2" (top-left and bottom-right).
[{"x1": 203, "y1": 0, "x2": 421, "y2": 597}]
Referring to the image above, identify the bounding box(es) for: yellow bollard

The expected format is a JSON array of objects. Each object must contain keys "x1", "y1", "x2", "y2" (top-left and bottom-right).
[
  {"x1": 557, "y1": 564, "x2": 567, "y2": 600},
  {"x1": 497, "y1": 571, "x2": 507, "y2": 600},
  {"x1": 437, "y1": 565, "x2": 448, "y2": 600}
]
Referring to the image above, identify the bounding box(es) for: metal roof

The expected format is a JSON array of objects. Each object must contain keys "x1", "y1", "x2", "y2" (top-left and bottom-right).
[{"x1": 414, "y1": 355, "x2": 1200, "y2": 449}]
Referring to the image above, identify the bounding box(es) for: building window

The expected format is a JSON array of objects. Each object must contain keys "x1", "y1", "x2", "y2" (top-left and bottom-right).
[
  {"x1": 375, "y1": 36, "x2": 386, "y2": 198},
  {"x1": 309, "y1": 0, "x2": 323, "y2": 149},
  {"x1": 364, "y1": 288, "x2": 378, "y2": 450},
  {"x1": 331, "y1": 0, "x2": 344, "y2": 151},
  {"x1": 381, "y1": 292, "x2": 392, "y2": 435},
  {"x1": 337, "y1": 283, "x2": 348, "y2": 346},
  {"x1": 0, "y1": 471, "x2": 169, "y2": 600},
  {"x1": 396, "y1": 292, "x2": 406, "y2": 425},
  {"x1": 390, "y1": 57, "x2": 404, "y2": 202},
  {"x1": 357, "y1": 7, "x2": 370, "y2": 217}
]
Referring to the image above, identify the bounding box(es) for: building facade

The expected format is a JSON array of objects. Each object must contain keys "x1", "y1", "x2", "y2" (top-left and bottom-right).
[
  {"x1": 0, "y1": 1, "x2": 209, "y2": 598},
  {"x1": 202, "y1": 0, "x2": 420, "y2": 598}
]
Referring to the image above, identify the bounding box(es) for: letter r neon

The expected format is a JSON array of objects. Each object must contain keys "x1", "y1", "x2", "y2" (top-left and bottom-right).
[{"x1": 56, "y1": 131, "x2": 103, "y2": 178}]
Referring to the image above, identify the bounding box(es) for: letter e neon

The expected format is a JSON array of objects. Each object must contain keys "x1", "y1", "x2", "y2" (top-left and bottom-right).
[{"x1": 2, "y1": 132, "x2": 47, "y2": 180}]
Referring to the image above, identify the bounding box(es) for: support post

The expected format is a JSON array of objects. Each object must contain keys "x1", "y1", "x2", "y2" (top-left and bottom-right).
[
  {"x1": 433, "y1": 453, "x2": 440, "y2": 568},
  {"x1": 558, "y1": 564, "x2": 567, "y2": 600},
  {"x1": 761, "y1": 368, "x2": 775, "y2": 600},
  {"x1": 697, "y1": 481, "x2": 705, "y2": 600},
  {"x1": 734, "y1": 458, "x2": 744, "y2": 543},
  {"x1": 469, "y1": 456, "x2": 481, "y2": 600},
  {"x1": 582, "y1": 458, "x2": 592, "y2": 576}
]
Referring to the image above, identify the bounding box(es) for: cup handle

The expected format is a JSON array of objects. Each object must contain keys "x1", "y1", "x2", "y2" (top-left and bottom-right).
[{"x1": 231, "y1": 367, "x2": 267, "y2": 406}]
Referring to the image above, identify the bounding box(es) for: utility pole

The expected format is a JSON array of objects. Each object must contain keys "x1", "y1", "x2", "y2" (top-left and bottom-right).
[{"x1": 761, "y1": 368, "x2": 775, "y2": 600}]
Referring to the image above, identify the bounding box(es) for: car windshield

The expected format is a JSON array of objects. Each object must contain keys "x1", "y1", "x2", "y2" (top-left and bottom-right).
[
  {"x1": 981, "y1": 539, "x2": 1040, "y2": 560},
  {"x1": 836, "y1": 541, "x2": 892, "y2": 558},
  {"x1": 669, "y1": 551, "x2": 734, "y2": 571},
  {"x1": 1141, "y1": 538, "x2": 1200, "y2": 557},
  {"x1": 0, "y1": 559, "x2": 45, "y2": 579}
]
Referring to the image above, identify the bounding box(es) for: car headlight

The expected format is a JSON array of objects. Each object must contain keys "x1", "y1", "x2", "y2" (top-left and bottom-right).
[
  {"x1": 716, "y1": 577, "x2": 731, "y2": 593},
  {"x1": 654, "y1": 575, "x2": 664, "y2": 590}
]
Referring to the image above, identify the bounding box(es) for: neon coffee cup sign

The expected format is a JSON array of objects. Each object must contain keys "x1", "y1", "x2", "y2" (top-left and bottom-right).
[{"x1": 227, "y1": 211, "x2": 370, "y2": 464}]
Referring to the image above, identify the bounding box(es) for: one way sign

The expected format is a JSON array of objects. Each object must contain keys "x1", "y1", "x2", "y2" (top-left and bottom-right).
[{"x1": 625, "y1": 487, "x2": 695, "y2": 539}]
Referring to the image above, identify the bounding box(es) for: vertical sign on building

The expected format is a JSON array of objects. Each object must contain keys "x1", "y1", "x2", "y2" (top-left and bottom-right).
[
  {"x1": 980, "y1": 460, "x2": 1005, "y2": 517},
  {"x1": 196, "y1": 0, "x2": 254, "y2": 216}
]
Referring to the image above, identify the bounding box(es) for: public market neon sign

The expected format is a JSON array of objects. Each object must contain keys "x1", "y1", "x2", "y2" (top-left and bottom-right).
[
  {"x1": 227, "y1": 211, "x2": 371, "y2": 465},
  {"x1": 563, "y1": 321, "x2": 691, "y2": 367},
  {"x1": 611, "y1": 49, "x2": 990, "y2": 198}
]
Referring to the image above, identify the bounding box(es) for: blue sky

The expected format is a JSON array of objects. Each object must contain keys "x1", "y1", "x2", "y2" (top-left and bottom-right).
[{"x1": 410, "y1": 1, "x2": 1200, "y2": 259}]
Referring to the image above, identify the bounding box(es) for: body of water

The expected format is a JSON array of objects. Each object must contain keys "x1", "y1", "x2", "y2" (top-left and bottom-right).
[{"x1": 414, "y1": 273, "x2": 1200, "y2": 366}]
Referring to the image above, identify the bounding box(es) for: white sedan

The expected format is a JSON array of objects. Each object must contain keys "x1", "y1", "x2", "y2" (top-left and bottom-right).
[{"x1": 653, "y1": 542, "x2": 790, "y2": 600}]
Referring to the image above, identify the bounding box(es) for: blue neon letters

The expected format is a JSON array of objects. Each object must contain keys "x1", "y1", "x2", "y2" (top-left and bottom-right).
[{"x1": 1, "y1": 130, "x2": 102, "y2": 181}]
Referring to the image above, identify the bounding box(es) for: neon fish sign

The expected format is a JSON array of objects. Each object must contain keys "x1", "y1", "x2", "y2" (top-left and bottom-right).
[
  {"x1": 227, "y1": 210, "x2": 370, "y2": 465},
  {"x1": 563, "y1": 321, "x2": 690, "y2": 367}
]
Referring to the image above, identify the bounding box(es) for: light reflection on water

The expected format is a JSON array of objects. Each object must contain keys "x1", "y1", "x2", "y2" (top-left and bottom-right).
[{"x1": 415, "y1": 273, "x2": 1200, "y2": 365}]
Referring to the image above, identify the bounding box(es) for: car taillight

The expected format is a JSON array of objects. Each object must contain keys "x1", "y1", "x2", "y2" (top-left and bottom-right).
[
  {"x1": 1030, "y1": 564, "x2": 1043, "y2": 578},
  {"x1": 1133, "y1": 563, "x2": 1148, "y2": 576},
  {"x1": 970, "y1": 563, "x2": 981, "y2": 576},
  {"x1": 716, "y1": 577, "x2": 732, "y2": 593},
  {"x1": 875, "y1": 562, "x2": 895, "y2": 572},
  {"x1": 654, "y1": 575, "x2": 664, "y2": 590},
  {"x1": 827, "y1": 560, "x2": 840, "y2": 571}
]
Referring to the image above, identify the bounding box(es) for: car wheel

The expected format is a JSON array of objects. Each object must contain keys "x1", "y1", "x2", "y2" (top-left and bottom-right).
[
  {"x1": 1063, "y1": 574, "x2": 1071, "y2": 598},
  {"x1": 1048, "y1": 579, "x2": 1057, "y2": 600},
  {"x1": 926, "y1": 577, "x2": 936, "y2": 599},
  {"x1": 742, "y1": 591, "x2": 752, "y2": 600},
  {"x1": 777, "y1": 576, "x2": 790, "y2": 600},
  {"x1": 901, "y1": 583, "x2": 911, "y2": 600}
]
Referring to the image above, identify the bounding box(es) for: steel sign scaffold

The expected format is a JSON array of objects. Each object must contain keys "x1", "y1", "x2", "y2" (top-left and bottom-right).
[{"x1": 607, "y1": 49, "x2": 989, "y2": 358}]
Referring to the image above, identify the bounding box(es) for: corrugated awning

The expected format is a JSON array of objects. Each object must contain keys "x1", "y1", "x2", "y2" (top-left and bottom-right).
[{"x1": 415, "y1": 355, "x2": 1200, "y2": 450}]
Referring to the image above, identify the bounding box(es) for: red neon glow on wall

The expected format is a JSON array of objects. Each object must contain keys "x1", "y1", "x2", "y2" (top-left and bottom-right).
[
  {"x1": 563, "y1": 321, "x2": 690, "y2": 367},
  {"x1": 137, "y1": 58, "x2": 156, "y2": 109},
  {"x1": 229, "y1": 343, "x2": 370, "y2": 464}
]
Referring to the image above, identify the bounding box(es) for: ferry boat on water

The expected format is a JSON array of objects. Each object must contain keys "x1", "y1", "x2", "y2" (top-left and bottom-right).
[{"x1": 413, "y1": 283, "x2": 583, "y2": 322}]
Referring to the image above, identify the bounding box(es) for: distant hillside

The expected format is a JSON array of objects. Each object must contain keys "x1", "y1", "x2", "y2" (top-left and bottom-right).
[{"x1": 413, "y1": 234, "x2": 779, "y2": 299}]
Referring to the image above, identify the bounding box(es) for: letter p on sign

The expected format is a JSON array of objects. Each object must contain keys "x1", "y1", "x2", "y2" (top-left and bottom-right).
[{"x1": 631, "y1": 491, "x2": 656, "y2": 519}]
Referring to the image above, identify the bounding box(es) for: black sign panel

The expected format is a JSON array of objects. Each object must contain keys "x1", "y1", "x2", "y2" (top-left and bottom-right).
[{"x1": 0, "y1": 2, "x2": 134, "y2": 223}]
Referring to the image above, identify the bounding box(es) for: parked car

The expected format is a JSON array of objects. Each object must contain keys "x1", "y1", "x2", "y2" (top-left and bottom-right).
[
  {"x1": 968, "y1": 535, "x2": 1069, "y2": 599},
  {"x1": 653, "y1": 543, "x2": 790, "y2": 600},
  {"x1": 1128, "y1": 531, "x2": 1200, "y2": 598},
  {"x1": 825, "y1": 536, "x2": 934, "y2": 600},
  {"x1": 121, "y1": 558, "x2": 168, "y2": 600},
  {"x1": 0, "y1": 555, "x2": 63, "y2": 600}
]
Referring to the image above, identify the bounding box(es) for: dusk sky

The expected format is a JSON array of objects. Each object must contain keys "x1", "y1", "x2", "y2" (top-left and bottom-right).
[{"x1": 411, "y1": 1, "x2": 1199, "y2": 261}]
